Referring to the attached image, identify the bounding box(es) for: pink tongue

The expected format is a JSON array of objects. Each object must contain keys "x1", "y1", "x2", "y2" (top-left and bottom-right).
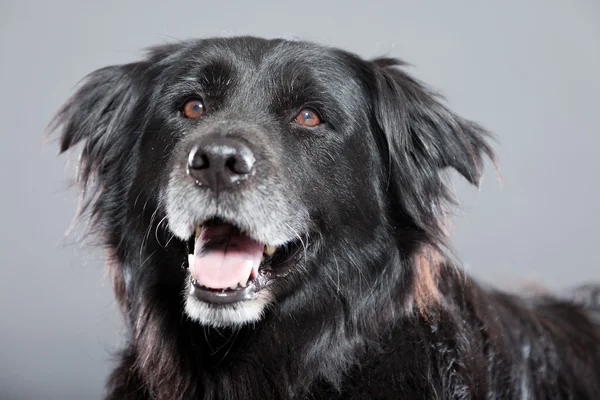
[{"x1": 190, "y1": 224, "x2": 264, "y2": 289}]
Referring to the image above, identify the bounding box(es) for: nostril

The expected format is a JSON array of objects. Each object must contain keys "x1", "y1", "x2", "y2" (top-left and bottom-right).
[
  {"x1": 226, "y1": 153, "x2": 255, "y2": 175},
  {"x1": 197, "y1": 154, "x2": 210, "y2": 169},
  {"x1": 188, "y1": 146, "x2": 210, "y2": 170},
  {"x1": 225, "y1": 157, "x2": 238, "y2": 173}
]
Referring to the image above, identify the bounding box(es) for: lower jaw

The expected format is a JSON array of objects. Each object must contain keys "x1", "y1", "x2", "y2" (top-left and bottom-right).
[
  {"x1": 184, "y1": 288, "x2": 271, "y2": 328},
  {"x1": 189, "y1": 275, "x2": 265, "y2": 304}
]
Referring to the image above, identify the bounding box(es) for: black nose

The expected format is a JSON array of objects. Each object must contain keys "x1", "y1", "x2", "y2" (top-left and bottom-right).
[{"x1": 187, "y1": 137, "x2": 256, "y2": 190}]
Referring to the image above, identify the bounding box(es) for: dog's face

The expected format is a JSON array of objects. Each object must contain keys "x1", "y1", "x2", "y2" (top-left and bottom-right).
[
  {"x1": 54, "y1": 37, "x2": 492, "y2": 328},
  {"x1": 159, "y1": 39, "x2": 389, "y2": 326}
]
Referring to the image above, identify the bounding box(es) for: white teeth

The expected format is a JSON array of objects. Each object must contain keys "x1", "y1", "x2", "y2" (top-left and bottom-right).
[
  {"x1": 187, "y1": 254, "x2": 195, "y2": 269},
  {"x1": 230, "y1": 284, "x2": 238, "y2": 290},
  {"x1": 251, "y1": 262, "x2": 260, "y2": 281},
  {"x1": 264, "y1": 245, "x2": 276, "y2": 256},
  {"x1": 238, "y1": 260, "x2": 254, "y2": 288}
]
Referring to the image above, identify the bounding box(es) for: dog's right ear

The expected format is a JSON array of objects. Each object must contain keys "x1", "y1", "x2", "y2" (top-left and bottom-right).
[
  {"x1": 51, "y1": 43, "x2": 183, "y2": 184},
  {"x1": 50, "y1": 62, "x2": 146, "y2": 184},
  {"x1": 55, "y1": 65, "x2": 128, "y2": 152}
]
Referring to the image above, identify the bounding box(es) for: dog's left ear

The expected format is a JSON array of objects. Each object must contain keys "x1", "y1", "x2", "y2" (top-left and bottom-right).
[{"x1": 368, "y1": 58, "x2": 496, "y2": 236}]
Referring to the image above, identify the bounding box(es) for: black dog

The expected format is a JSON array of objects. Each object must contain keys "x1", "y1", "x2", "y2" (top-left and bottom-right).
[{"x1": 52, "y1": 37, "x2": 600, "y2": 399}]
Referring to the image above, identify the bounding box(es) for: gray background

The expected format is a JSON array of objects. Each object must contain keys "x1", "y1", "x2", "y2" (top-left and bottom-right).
[{"x1": 1, "y1": 0, "x2": 599, "y2": 398}]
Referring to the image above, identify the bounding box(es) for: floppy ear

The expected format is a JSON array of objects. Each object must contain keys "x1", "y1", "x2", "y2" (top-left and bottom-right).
[
  {"x1": 369, "y1": 57, "x2": 496, "y2": 239},
  {"x1": 51, "y1": 42, "x2": 183, "y2": 186},
  {"x1": 50, "y1": 62, "x2": 145, "y2": 187}
]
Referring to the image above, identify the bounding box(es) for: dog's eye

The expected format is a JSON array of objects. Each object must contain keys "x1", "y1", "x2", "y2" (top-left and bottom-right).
[
  {"x1": 182, "y1": 98, "x2": 205, "y2": 119},
  {"x1": 295, "y1": 109, "x2": 321, "y2": 127}
]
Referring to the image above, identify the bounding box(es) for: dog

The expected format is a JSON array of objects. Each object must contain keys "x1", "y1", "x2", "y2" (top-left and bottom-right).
[{"x1": 51, "y1": 36, "x2": 600, "y2": 399}]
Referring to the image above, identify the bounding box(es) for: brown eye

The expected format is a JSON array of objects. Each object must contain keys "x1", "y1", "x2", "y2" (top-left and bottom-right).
[
  {"x1": 295, "y1": 108, "x2": 321, "y2": 127},
  {"x1": 182, "y1": 98, "x2": 205, "y2": 119}
]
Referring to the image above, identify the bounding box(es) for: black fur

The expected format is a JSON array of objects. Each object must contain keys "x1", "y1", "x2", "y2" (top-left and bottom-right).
[{"x1": 51, "y1": 37, "x2": 600, "y2": 399}]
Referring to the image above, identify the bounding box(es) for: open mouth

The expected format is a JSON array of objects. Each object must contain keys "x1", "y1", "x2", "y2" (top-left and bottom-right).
[{"x1": 185, "y1": 218, "x2": 304, "y2": 304}]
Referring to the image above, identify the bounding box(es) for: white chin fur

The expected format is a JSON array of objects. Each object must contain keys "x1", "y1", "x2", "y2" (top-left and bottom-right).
[{"x1": 184, "y1": 286, "x2": 272, "y2": 328}]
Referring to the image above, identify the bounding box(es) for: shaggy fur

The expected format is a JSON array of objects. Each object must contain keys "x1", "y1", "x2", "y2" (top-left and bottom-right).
[{"x1": 51, "y1": 37, "x2": 600, "y2": 399}]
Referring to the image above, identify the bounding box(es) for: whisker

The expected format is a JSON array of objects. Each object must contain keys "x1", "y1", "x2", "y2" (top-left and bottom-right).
[
  {"x1": 140, "y1": 207, "x2": 160, "y2": 260},
  {"x1": 332, "y1": 254, "x2": 342, "y2": 295},
  {"x1": 164, "y1": 232, "x2": 176, "y2": 247},
  {"x1": 283, "y1": 222, "x2": 310, "y2": 281},
  {"x1": 140, "y1": 249, "x2": 158, "y2": 269},
  {"x1": 133, "y1": 190, "x2": 144, "y2": 209},
  {"x1": 155, "y1": 215, "x2": 169, "y2": 248}
]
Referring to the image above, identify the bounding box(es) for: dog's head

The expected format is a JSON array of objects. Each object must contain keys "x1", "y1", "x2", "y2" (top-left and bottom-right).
[{"x1": 53, "y1": 37, "x2": 494, "y2": 328}]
